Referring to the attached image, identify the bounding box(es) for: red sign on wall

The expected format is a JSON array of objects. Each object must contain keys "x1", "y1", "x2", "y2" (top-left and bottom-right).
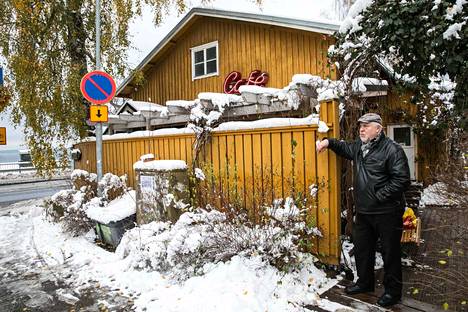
[{"x1": 223, "y1": 70, "x2": 269, "y2": 95}]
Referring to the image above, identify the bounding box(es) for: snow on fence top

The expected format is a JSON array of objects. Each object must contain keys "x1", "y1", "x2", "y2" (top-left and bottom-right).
[
  {"x1": 133, "y1": 159, "x2": 188, "y2": 171},
  {"x1": 237, "y1": 85, "x2": 284, "y2": 95},
  {"x1": 86, "y1": 190, "x2": 136, "y2": 224},
  {"x1": 214, "y1": 115, "x2": 329, "y2": 133},
  {"x1": 139, "y1": 153, "x2": 155, "y2": 161},
  {"x1": 83, "y1": 113, "x2": 331, "y2": 143}
]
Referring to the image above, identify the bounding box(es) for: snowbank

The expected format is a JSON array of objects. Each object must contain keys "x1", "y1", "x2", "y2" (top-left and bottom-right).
[
  {"x1": 419, "y1": 182, "x2": 461, "y2": 206},
  {"x1": 86, "y1": 191, "x2": 137, "y2": 224}
]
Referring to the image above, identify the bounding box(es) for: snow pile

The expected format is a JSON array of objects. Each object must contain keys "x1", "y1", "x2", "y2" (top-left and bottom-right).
[
  {"x1": 139, "y1": 153, "x2": 155, "y2": 161},
  {"x1": 46, "y1": 170, "x2": 133, "y2": 234},
  {"x1": 70, "y1": 169, "x2": 97, "y2": 183},
  {"x1": 194, "y1": 168, "x2": 205, "y2": 180},
  {"x1": 443, "y1": 21, "x2": 466, "y2": 39},
  {"x1": 352, "y1": 77, "x2": 388, "y2": 92},
  {"x1": 419, "y1": 182, "x2": 461, "y2": 207},
  {"x1": 126, "y1": 100, "x2": 169, "y2": 116},
  {"x1": 116, "y1": 208, "x2": 322, "y2": 281},
  {"x1": 339, "y1": 0, "x2": 374, "y2": 34},
  {"x1": 134, "y1": 254, "x2": 338, "y2": 312},
  {"x1": 86, "y1": 190, "x2": 136, "y2": 224},
  {"x1": 133, "y1": 159, "x2": 188, "y2": 171},
  {"x1": 444, "y1": 0, "x2": 467, "y2": 20},
  {"x1": 189, "y1": 93, "x2": 243, "y2": 126},
  {"x1": 98, "y1": 172, "x2": 127, "y2": 201},
  {"x1": 428, "y1": 73, "x2": 456, "y2": 110},
  {"x1": 14, "y1": 204, "x2": 344, "y2": 312},
  {"x1": 290, "y1": 74, "x2": 345, "y2": 102},
  {"x1": 214, "y1": 114, "x2": 321, "y2": 132}
]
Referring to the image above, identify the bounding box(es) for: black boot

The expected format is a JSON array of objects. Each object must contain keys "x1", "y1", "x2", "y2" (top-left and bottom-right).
[
  {"x1": 345, "y1": 283, "x2": 374, "y2": 295},
  {"x1": 377, "y1": 293, "x2": 401, "y2": 307}
]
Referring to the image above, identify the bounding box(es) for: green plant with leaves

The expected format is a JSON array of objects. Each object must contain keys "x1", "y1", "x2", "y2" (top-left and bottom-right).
[{"x1": 330, "y1": 0, "x2": 467, "y2": 131}]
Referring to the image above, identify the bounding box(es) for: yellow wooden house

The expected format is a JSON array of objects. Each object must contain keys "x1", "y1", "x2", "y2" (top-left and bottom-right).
[{"x1": 74, "y1": 8, "x2": 429, "y2": 263}]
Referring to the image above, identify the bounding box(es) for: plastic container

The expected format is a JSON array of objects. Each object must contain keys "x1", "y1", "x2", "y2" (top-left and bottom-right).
[{"x1": 95, "y1": 214, "x2": 136, "y2": 247}]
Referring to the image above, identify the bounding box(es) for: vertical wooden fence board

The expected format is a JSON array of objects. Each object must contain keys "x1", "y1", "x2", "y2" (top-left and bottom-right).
[
  {"x1": 261, "y1": 133, "x2": 272, "y2": 203},
  {"x1": 234, "y1": 134, "x2": 245, "y2": 208},
  {"x1": 243, "y1": 134, "x2": 254, "y2": 210},
  {"x1": 292, "y1": 131, "x2": 306, "y2": 198},
  {"x1": 226, "y1": 135, "x2": 236, "y2": 204},
  {"x1": 282, "y1": 132, "x2": 293, "y2": 199},
  {"x1": 251, "y1": 133, "x2": 262, "y2": 209},
  {"x1": 218, "y1": 135, "x2": 228, "y2": 204},
  {"x1": 270, "y1": 132, "x2": 283, "y2": 200}
]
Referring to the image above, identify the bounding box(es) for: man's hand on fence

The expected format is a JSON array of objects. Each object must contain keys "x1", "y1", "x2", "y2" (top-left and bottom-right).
[{"x1": 316, "y1": 139, "x2": 329, "y2": 153}]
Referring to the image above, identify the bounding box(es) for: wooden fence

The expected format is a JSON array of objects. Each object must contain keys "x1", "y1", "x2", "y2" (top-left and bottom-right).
[{"x1": 74, "y1": 100, "x2": 341, "y2": 264}]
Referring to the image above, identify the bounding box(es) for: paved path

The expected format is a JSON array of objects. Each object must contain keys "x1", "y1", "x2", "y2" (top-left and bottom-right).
[{"x1": 0, "y1": 194, "x2": 134, "y2": 311}]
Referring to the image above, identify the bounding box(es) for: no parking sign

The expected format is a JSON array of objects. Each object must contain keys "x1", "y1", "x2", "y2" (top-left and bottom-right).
[{"x1": 80, "y1": 70, "x2": 116, "y2": 104}]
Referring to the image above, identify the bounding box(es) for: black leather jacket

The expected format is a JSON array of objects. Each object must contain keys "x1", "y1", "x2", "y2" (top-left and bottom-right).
[{"x1": 328, "y1": 133, "x2": 411, "y2": 214}]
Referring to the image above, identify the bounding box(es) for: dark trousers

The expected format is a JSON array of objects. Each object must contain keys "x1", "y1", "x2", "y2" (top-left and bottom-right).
[{"x1": 353, "y1": 212, "x2": 403, "y2": 297}]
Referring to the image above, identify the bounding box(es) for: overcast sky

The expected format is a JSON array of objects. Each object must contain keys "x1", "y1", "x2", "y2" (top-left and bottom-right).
[{"x1": 0, "y1": 0, "x2": 339, "y2": 151}]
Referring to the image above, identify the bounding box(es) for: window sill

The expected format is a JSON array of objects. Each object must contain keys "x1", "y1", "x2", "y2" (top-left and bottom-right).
[{"x1": 192, "y1": 72, "x2": 219, "y2": 81}]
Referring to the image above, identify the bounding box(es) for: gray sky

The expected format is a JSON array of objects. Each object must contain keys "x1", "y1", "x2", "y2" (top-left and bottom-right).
[{"x1": 0, "y1": 0, "x2": 338, "y2": 151}]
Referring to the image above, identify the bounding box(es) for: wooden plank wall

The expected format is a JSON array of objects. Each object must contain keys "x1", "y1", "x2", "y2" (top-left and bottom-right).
[
  {"x1": 74, "y1": 101, "x2": 341, "y2": 264},
  {"x1": 131, "y1": 17, "x2": 336, "y2": 105}
]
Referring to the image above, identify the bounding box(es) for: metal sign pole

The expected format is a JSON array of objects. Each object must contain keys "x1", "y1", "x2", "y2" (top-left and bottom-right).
[{"x1": 95, "y1": 0, "x2": 103, "y2": 188}]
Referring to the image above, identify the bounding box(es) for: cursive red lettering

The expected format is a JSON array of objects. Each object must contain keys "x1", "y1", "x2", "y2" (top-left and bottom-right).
[
  {"x1": 223, "y1": 71, "x2": 242, "y2": 94},
  {"x1": 223, "y1": 70, "x2": 269, "y2": 94}
]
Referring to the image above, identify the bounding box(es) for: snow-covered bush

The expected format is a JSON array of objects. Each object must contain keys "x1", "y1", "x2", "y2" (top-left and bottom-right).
[
  {"x1": 61, "y1": 192, "x2": 96, "y2": 236},
  {"x1": 116, "y1": 206, "x2": 321, "y2": 281},
  {"x1": 70, "y1": 169, "x2": 97, "y2": 201},
  {"x1": 98, "y1": 172, "x2": 127, "y2": 201},
  {"x1": 44, "y1": 189, "x2": 75, "y2": 221},
  {"x1": 47, "y1": 170, "x2": 128, "y2": 236},
  {"x1": 45, "y1": 186, "x2": 96, "y2": 236}
]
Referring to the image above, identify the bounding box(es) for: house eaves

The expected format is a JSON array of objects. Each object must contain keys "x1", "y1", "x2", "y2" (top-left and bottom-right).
[{"x1": 117, "y1": 7, "x2": 340, "y2": 98}]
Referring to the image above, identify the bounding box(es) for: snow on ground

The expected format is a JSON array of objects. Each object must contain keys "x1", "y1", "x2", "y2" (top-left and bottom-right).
[
  {"x1": 419, "y1": 182, "x2": 463, "y2": 206},
  {"x1": 0, "y1": 199, "x2": 355, "y2": 312}
]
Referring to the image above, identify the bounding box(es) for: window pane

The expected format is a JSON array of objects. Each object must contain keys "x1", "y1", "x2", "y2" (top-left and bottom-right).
[
  {"x1": 206, "y1": 60, "x2": 217, "y2": 74},
  {"x1": 194, "y1": 50, "x2": 204, "y2": 63},
  {"x1": 206, "y1": 46, "x2": 217, "y2": 60},
  {"x1": 195, "y1": 63, "x2": 205, "y2": 77},
  {"x1": 394, "y1": 127, "x2": 411, "y2": 146}
]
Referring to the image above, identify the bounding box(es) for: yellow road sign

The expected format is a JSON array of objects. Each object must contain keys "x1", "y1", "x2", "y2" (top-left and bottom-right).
[
  {"x1": 89, "y1": 105, "x2": 108, "y2": 122},
  {"x1": 0, "y1": 127, "x2": 6, "y2": 145}
]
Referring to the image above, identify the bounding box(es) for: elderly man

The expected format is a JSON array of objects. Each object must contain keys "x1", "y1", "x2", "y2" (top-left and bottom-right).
[{"x1": 317, "y1": 113, "x2": 410, "y2": 307}]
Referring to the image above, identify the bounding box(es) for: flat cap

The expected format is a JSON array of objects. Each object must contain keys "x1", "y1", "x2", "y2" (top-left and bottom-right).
[{"x1": 358, "y1": 113, "x2": 382, "y2": 125}]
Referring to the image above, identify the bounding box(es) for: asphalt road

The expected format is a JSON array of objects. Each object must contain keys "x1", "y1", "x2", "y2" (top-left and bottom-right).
[{"x1": 0, "y1": 179, "x2": 72, "y2": 209}]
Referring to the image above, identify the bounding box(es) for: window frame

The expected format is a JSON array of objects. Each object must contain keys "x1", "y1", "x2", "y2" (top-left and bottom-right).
[{"x1": 190, "y1": 41, "x2": 219, "y2": 80}]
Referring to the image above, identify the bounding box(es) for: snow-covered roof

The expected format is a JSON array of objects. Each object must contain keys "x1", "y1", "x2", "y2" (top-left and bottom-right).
[
  {"x1": 117, "y1": 7, "x2": 340, "y2": 97},
  {"x1": 116, "y1": 100, "x2": 167, "y2": 115}
]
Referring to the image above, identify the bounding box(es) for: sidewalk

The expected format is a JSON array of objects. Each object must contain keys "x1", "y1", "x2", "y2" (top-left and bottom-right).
[
  {"x1": 0, "y1": 204, "x2": 134, "y2": 312},
  {"x1": 0, "y1": 171, "x2": 70, "y2": 186}
]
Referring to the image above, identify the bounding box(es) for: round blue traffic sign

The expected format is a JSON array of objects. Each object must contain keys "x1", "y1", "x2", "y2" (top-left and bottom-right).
[{"x1": 80, "y1": 71, "x2": 116, "y2": 104}]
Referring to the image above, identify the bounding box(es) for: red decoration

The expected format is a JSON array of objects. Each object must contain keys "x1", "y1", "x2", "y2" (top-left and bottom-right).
[{"x1": 223, "y1": 70, "x2": 269, "y2": 94}]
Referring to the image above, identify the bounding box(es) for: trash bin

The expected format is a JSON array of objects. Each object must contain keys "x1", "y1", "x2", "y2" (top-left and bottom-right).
[
  {"x1": 134, "y1": 157, "x2": 190, "y2": 225},
  {"x1": 95, "y1": 214, "x2": 136, "y2": 247}
]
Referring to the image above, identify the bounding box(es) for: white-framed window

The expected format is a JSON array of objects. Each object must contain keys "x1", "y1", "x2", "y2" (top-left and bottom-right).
[{"x1": 191, "y1": 41, "x2": 219, "y2": 80}]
